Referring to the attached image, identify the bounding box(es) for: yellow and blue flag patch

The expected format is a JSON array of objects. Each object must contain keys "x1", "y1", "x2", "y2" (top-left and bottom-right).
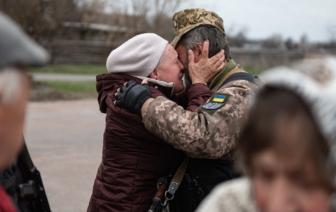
[
  {"x1": 201, "y1": 94, "x2": 228, "y2": 111},
  {"x1": 213, "y1": 94, "x2": 226, "y2": 103}
]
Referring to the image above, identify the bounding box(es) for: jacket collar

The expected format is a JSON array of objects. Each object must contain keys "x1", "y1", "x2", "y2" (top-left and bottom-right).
[
  {"x1": 137, "y1": 76, "x2": 175, "y2": 98},
  {"x1": 209, "y1": 59, "x2": 237, "y2": 90}
]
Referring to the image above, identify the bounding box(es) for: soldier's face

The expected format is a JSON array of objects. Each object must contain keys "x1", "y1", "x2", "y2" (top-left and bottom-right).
[
  {"x1": 154, "y1": 44, "x2": 184, "y2": 93},
  {"x1": 0, "y1": 68, "x2": 30, "y2": 170},
  {"x1": 176, "y1": 43, "x2": 193, "y2": 88}
]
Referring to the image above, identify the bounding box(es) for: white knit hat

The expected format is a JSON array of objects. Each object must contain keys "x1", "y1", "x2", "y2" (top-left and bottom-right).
[
  {"x1": 259, "y1": 57, "x2": 336, "y2": 145},
  {"x1": 106, "y1": 33, "x2": 168, "y2": 77}
]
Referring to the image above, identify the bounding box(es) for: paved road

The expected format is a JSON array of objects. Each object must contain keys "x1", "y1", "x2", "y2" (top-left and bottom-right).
[
  {"x1": 24, "y1": 99, "x2": 105, "y2": 212},
  {"x1": 30, "y1": 73, "x2": 96, "y2": 81}
]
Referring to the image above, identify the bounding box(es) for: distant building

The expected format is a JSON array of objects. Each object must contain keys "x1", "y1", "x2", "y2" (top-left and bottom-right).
[{"x1": 58, "y1": 21, "x2": 143, "y2": 42}]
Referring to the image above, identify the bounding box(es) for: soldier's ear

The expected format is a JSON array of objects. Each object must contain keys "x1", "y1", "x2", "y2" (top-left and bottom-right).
[{"x1": 194, "y1": 43, "x2": 203, "y2": 63}]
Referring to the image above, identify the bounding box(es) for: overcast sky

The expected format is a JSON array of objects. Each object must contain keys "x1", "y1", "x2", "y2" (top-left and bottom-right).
[{"x1": 177, "y1": 0, "x2": 336, "y2": 42}]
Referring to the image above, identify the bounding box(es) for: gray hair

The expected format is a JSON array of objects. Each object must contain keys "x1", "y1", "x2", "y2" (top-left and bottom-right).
[
  {"x1": 178, "y1": 25, "x2": 232, "y2": 60},
  {"x1": 0, "y1": 67, "x2": 26, "y2": 105}
]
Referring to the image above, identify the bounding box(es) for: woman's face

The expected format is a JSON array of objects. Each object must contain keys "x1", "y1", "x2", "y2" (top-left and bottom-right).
[
  {"x1": 153, "y1": 44, "x2": 185, "y2": 93},
  {"x1": 251, "y1": 149, "x2": 331, "y2": 212}
]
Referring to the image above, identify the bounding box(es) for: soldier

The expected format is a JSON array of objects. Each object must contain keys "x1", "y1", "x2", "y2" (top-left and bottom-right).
[{"x1": 116, "y1": 8, "x2": 260, "y2": 211}]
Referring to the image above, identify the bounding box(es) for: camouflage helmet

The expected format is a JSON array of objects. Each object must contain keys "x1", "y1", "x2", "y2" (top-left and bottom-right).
[{"x1": 171, "y1": 8, "x2": 225, "y2": 47}]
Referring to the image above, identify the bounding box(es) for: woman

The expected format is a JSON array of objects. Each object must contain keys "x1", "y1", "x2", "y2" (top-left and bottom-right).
[
  {"x1": 87, "y1": 33, "x2": 215, "y2": 212},
  {"x1": 196, "y1": 57, "x2": 336, "y2": 212}
]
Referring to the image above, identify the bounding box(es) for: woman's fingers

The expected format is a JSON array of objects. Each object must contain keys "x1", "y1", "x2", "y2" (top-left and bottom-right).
[{"x1": 141, "y1": 78, "x2": 148, "y2": 85}]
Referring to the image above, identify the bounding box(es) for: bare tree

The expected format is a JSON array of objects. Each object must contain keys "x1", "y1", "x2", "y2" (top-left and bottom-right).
[
  {"x1": 0, "y1": 0, "x2": 80, "y2": 41},
  {"x1": 104, "y1": 0, "x2": 186, "y2": 39},
  {"x1": 285, "y1": 37, "x2": 295, "y2": 50},
  {"x1": 299, "y1": 33, "x2": 309, "y2": 50},
  {"x1": 327, "y1": 24, "x2": 336, "y2": 43},
  {"x1": 1, "y1": 0, "x2": 186, "y2": 42},
  {"x1": 150, "y1": 0, "x2": 186, "y2": 39},
  {"x1": 226, "y1": 24, "x2": 249, "y2": 47},
  {"x1": 262, "y1": 34, "x2": 283, "y2": 49},
  {"x1": 78, "y1": 0, "x2": 107, "y2": 23}
]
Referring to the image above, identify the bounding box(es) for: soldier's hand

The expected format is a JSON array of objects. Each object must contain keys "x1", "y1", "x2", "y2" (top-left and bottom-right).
[
  {"x1": 188, "y1": 40, "x2": 225, "y2": 85},
  {"x1": 114, "y1": 80, "x2": 152, "y2": 115}
]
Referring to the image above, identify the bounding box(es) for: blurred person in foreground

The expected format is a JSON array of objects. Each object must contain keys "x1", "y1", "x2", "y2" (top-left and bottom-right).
[
  {"x1": 87, "y1": 33, "x2": 224, "y2": 212},
  {"x1": 115, "y1": 8, "x2": 260, "y2": 211},
  {"x1": 0, "y1": 12, "x2": 49, "y2": 212},
  {"x1": 196, "y1": 57, "x2": 336, "y2": 212}
]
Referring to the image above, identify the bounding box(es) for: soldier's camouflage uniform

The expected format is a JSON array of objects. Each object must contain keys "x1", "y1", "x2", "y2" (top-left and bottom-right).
[{"x1": 143, "y1": 59, "x2": 258, "y2": 159}]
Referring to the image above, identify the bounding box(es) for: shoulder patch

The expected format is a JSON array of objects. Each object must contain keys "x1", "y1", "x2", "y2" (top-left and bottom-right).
[
  {"x1": 199, "y1": 93, "x2": 229, "y2": 114},
  {"x1": 202, "y1": 102, "x2": 224, "y2": 110}
]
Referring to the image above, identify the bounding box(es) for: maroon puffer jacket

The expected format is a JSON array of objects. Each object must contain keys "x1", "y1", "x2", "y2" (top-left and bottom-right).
[{"x1": 87, "y1": 73, "x2": 186, "y2": 212}]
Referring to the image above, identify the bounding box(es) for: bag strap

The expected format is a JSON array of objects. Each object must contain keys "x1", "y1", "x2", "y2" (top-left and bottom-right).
[
  {"x1": 220, "y1": 72, "x2": 261, "y2": 88},
  {"x1": 162, "y1": 156, "x2": 190, "y2": 206},
  {"x1": 212, "y1": 67, "x2": 245, "y2": 91}
]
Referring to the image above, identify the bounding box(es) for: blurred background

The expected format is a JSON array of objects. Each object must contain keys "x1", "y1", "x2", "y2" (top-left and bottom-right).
[
  {"x1": 1, "y1": 0, "x2": 335, "y2": 100},
  {"x1": 1, "y1": 0, "x2": 335, "y2": 211}
]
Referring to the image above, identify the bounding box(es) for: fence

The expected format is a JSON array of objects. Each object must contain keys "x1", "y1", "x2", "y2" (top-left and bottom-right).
[
  {"x1": 47, "y1": 40, "x2": 121, "y2": 64},
  {"x1": 47, "y1": 40, "x2": 305, "y2": 69},
  {"x1": 231, "y1": 47, "x2": 305, "y2": 69}
]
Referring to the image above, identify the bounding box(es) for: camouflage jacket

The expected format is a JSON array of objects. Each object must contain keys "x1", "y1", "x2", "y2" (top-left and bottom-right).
[{"x1": 142, "y1": 60, "x2": 259, "y2": 159}]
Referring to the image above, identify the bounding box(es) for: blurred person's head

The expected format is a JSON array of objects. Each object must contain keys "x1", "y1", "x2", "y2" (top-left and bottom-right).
[
  {"x1": 171, "y1": 8, "x2": 231, "y2": 87},
  {"x1": 237, "y1": 57, "x2": 336, "y2": 212},
  {"x1": 0, "y1": 12, "x2": 49, "y2": 170},
  {"x1": 106, "y1": 33, "x2": 184, "y2": 93}
]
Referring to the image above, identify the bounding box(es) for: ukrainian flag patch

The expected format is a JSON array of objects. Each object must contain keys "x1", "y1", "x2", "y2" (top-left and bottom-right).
[
  {"x1": 213, "y1": 94, "x2": 226, "y2": 103},
  {"x1": 200, "y1": 94, "x2": 229, "y2": 112}
]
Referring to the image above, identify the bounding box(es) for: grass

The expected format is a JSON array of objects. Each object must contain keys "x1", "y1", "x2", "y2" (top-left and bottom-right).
[
  {"x1": 29, "y1": 64, "x2": 264, "y2": 101},
  {"x1": 42, "y1": 81, "x2": 96, "y2": 93},
  {"x1": 244, "y1": 67, "x2": 265, "y2": 76},
  {"x1": 29, "y1": 64, "x2": 106, "y2": 75},
  {"x1": 35, "y1": 80, "x2": 97, "y2": 99},
  {"x1": 29, "y1": 64, "x2": 100, "y2": 100}
]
